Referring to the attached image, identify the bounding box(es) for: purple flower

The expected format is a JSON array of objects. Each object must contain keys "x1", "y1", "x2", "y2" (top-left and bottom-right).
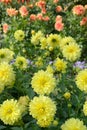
[
  {"x1": 49, "y1": 61, "x2": 53, "y2": 65},
  {"x1": 74, "y1": 61, "x2": 85, "y2": 69},
  {"x1": 27, "y1": 59, "x2": 33, "y2": 65},
  {"x1": 10, "y1": 59, "x2": 15, "y2": 64}
]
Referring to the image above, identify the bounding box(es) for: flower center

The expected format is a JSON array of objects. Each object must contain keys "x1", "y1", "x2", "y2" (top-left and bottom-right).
[
  {"x1": 18, "y1": 61, "x2": 23, "y2": 65},
  {"x1": 68, "y1": 48, "x2": 74, "y2": 53},
  {"x1": 40, "y1": 78, "x2": 47, "y2": 87},
  {"x1": 0, "y1": 54, "x2": 5, "y2": 58},
  {"x1": 20, "y1": 34, "x2": 23, "y2": 37},
  {"x1": 52, "y1": 38, "x2": 56, "y2": 43},
  {"x1": 7, "y1": 109, "x2": 13, "y2": 114},
  {"x1": 39, "y1": 107, "x2": 45, "y2": 115}
]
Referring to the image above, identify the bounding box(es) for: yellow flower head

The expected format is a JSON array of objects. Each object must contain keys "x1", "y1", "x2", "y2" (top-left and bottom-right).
[
  {"x1": 18, "y1": 96, "x2": 30, "y2": 113},
  {"x1": 83, "y1": 101, "x2": 87, "y2": 116},
  {"x1": 47, "y1": 34, "x2": 61, "y2": 49},
  {"x1": 44, "y1": 51, "x2": 50, "y2": 56},
  {"x1": 31, "y1": 70, "x2": 56, "y2": 95},
  {"x1": 53, "y1": 120, "x2": 59, "y2": 126},
  {"x1": 63, "y1": 92, "x2": 71, "y2": 99},
  {"x1": 0, "y1": 48, "x2": 14, "y2": 63},
  {"x1": 54, "y1": 58, "x2": 67, "y2": 73},
  {"x1": 31, "y1": 30, "x2": 35, "y2": 35},
  {"x1": 31, "y1": 31, "x2": 44, "y2": 45},
  {"x1": 59, "y1": 36, "x2": 75, "y2": 50},
  {"x1": 0, "y1": 62, "x2": 15, "y2": 87},
  {"x1": 62, "y1": 42, "x2": 81, "y2": 61},
  {"x1": 29, "y1": 96, "x2": 56, "y2": 126},
  {"x1": 37, "y1": 117, "x2": 53, "y2": 127},
  {"x1": 15, "y1": 56, "x2": 28, "y2": 70},
  {"x1": 61, "y1": 118, "x2": 87, "y2": 130},
  {"x1": 35, "y1": 57, "x2": 43, "y2": 67},
  {"x1": 46, "y1": 65, "x2": 54, "y2": 74},
  {"x1": 76, "y1": 69, "x2": 87, "y2": 92},
  {"x1": 14, "y1": 30, "x2": 25, "y2": 41},
  {"x1": 0, "y1": 99, "x2": 21, "y2": 125},
  {"x1": 40, "y1": 37, "x2": 47, "y2": 49}
]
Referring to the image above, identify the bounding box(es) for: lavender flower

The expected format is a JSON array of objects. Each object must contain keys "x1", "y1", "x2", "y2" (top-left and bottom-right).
[
  {"x1": 10, "y1": 59, "x2": 15, "y2": 65},
  {"x1": 27, "y1": 59, "x2": 33, "y2": 65},
  {"x1": 49, "y1": 61, "x2": 53, "y2": 65},
  {"x1": 74, "y1": 61, "x2": 86, "y2": 69}
]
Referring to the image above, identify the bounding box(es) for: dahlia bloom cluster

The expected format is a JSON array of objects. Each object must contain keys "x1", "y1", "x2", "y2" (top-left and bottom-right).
[
  {"x1": 29, "y1": 96, "x2": 56, "y2": 127},
  {"x1": 0, "y1": 62, "x2": 15, "y2": 93},
  {"x1": 0, "y1": 0, "x2": 87, "y2": 129},
  {"x1": 0, "y1": 99, "x2": 21, "y2": 125}
]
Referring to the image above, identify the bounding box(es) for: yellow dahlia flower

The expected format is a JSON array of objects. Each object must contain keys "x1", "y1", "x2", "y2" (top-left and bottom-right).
[
  {"x1": 62, "y1": 42, "x2": 81, "y2": 61},
  {"x1": 0, "y1": 99, "x2": 21, "y2": 125},
  {"x1": 53, "y1": 120, "x2": 59, "y2": 126},
  {"x1": 0, "y1": 48, "x2": 14, "y2": 63},
  {"x1": 54, "y1": 58, "x2": 67, "y2": 73},
  {"x1": 59, "y1": 36, "x2": 75, "y2": 50},
  {"x1": 0, "y1": 62, "x2": 15, "y2": 87},
  {"x1": 63, "y1": 92, "x2": 71, "y2": 99},
  {"x1": 40, "y1": 37, "x2": 47, "y2": 49},
  {"x1": 76, "y1": 69, "x2": 87, "y2": 92},
  {"x1": 15, "y1": 56, "x2": 28, "y2": 70},
  {"x1": 31, "y1": 30, "x2": 35, "y2": 35},
  {"x1": 37, "y1": 117, "x2": 53, "y2": 127},
  {"x1": 31, "y1": 31, "x2": 44, "y2": 45},
  {"x1": 31, "y1": 70, "x2": 56, "y2": 95},
  {"x1": 46, "y1": 65, "x2": 54, "y2": 74},
  {"x1": 29, "y1": 96, "x2": 56, "y2": 127},
  {"x1": 14, "y1": 30, "x2": 25, "y2": 41},
  {"x1": 61, "y1": 118, "x2": 87, "y2": 130},
  {"x1": 83, "y1": 101, "x2": 87, "y2": 116},
  {"x1": 47, "y1": 34, "x2": 61, "y2": 49},
  {"x1": 18, "y1": 95, "x2": 30, "y2": 113},
  {"x1": 35, "y1": 57, "x2": 43, "y2": 67}
]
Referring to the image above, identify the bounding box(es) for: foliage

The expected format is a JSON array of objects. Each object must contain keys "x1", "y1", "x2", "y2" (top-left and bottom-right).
[{"x1": 0, "y1": 0, "x2": 87, "y2": 130}]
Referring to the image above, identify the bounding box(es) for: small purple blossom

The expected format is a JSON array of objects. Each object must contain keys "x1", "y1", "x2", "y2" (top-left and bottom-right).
[
  {"x1": 74, "y1": 61, "x2": 86, "y2": 69},
  {"x1": 49, "y1": 61, "x2": 53, "y2": 65},
  {"x1": 10, "y1": 59, "x2": 15, "y2": 65},
  {"x1": 27, "y1": 59, "x2": 33, "y2": 65}
]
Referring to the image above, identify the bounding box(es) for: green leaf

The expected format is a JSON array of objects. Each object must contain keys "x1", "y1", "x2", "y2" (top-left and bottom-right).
[
  {"x1": 0, "y1": 125, "x2": 6, "y2": 130},
  {"x1": 11, "y1": 127, "x2": 23, "y2": 130}
]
